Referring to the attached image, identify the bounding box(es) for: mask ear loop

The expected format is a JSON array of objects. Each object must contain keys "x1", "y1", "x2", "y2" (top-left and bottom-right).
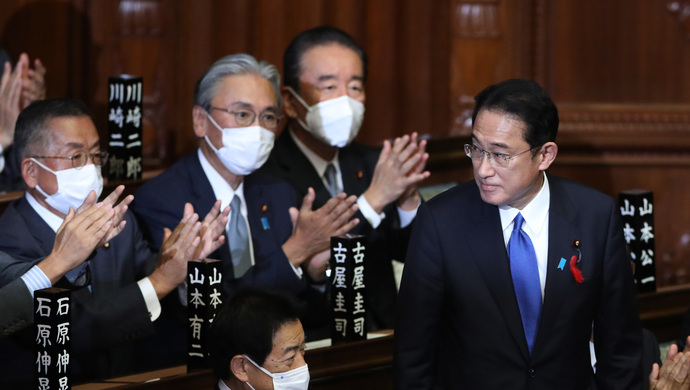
[
  {"x1": 30, "y1": 158, "x2": 58, "y2": 199},
  {"x1": 204, "y1": 112, "x2": 224, "y2": 154},
  {"x1": 285, "y1": 87, "x2": 315, "y2": 133},
  {"x1": 285, "y1": 86, "x2": 312, "y2": 111}
]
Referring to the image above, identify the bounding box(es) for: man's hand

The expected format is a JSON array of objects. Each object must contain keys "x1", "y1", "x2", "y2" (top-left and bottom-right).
[
  {"x1": 363, "y1": 132, "x2": 430, "y2": 214},
  {"x1": 282, "y1": 188, "x2": 359, "y2": 267},
  {"x1": 76, "y1": 185, "x2": 133, "y2": 247},
  {"x1": 186, "y1": 200, "x2": 229, "y2": 260},
  {"x1": 0, "y1": 59, "x2": 22, "y2": 150},
  {"x1": 148, "y1": 210, "x2": 202, "y2": 300},
  {"x1": 650, "y1": 337, "x2": 690, "y2": 390},
  {"x1": 40, "y1": 202, "x2": 115, "y2": 284},
  {"x1": 398, "y1": 133, "x2": 429, "y2": 210},
  {"x1": 17, "y1": 53, "x2": 46, "y2": 108},
  {"x1": 302, "y1": 249, "x2": 330, "y2": 282}
]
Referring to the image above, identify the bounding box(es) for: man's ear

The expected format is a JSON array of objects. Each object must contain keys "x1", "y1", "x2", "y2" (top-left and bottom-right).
[
  {"x1": 230, "y1": 355, "x2": 250, "y2": 382},
  {"x1": 192, "y1": 106, "x2": 208, "y2": 138},
  {"x1": 282, "y1": 87, "x2": 298, "y2": 119},
  {"x1": 22, "y1": 158, "x2": 38, "y2": 189},
  {"x1": 537, "y1": 141, "x2": 558, "y2": 171}
]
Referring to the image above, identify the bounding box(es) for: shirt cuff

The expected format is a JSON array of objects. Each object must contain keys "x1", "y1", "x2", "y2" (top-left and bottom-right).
[
  {"x1": 138, "y1": 277, "x2": 161, "y2": 321},
  {"x1": 290, "y1": 262, "x2": 304, "y2": 279},
  {"x1": 21, "y1": 265, "x2": 52, "y2": 298},
  {"x1": 357, "y1": 195, "x2": 386, "y2": 229},
  {"x1": 397, "y1": 198, "x2": 421, "y2": 228}
]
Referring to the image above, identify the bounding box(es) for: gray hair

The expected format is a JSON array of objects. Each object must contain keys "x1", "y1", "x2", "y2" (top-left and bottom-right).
[{"x1": 193, "y1": 53, "x2": 282, "y2": 111}]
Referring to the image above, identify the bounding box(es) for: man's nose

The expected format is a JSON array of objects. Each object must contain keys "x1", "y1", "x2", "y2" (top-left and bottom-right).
[
  {"x1": 295, "y1": 352, "x2": 307, "y2": 368},
  {"x1": 476, "y1": 153, "x2": 495, "y2": 178}
]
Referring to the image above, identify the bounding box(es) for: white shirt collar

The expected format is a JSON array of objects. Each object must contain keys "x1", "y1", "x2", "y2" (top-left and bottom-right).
[
  {"x1": 197, "y1": 148, "x2": 247, "y2": 219},
  {"x1": 217, "y1": 379, "x2": 232, "y2": 390},
  {"x1": 25, "y1": 191, "x2": 64, "y2": 233},
  {"x1": 289, "y1": 128, "x2": 341, "y2": 178},
  {"x1": 499, "y1": 172, "x2": 550, "y2": 236}
]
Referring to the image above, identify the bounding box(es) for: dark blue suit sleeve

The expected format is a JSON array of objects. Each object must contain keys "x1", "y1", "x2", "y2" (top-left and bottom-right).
[
  {"x1": 592, "y1": 198, "x2": 644, "y2": 389},
  {"x1": 0, "y1": 277, "x2": 33, "y2": 339},
  {"x1": 394, "y1": 202, "x2": 444, "y2": 389}
]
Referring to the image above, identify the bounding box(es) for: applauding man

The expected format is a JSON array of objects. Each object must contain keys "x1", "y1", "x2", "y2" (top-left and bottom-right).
[
  {"x1": 0, "y1": 98, "x2": 226, "y2": 385},
  {"x1": 262, "y1": 26, "x2": 429, "y2": 331}
]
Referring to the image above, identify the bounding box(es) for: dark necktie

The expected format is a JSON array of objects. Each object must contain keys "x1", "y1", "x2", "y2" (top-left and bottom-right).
[
  {"x1": 324, "y1": 163, "x2": 340, "y2": 197},
  {"x1": 508, "y1": 213, "x2": 542, "y2": 354},
  {"x1": 229, "y1": 195, "x2": 251, "y2": 278}
]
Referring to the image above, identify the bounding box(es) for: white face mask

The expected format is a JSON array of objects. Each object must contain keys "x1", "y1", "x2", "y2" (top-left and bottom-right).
[
  {"x1": 244, "y1": 355, "x2": 309, "y2": 390},
  {"x1": 31, "y1": 158, "x2": 103, "y2": 215},
  {"x1": 205, "y1": 113, "x2": 275, "y2": 176},
  {"x1": 287, "y1": 87, "x2": 365, "y2": 148}
]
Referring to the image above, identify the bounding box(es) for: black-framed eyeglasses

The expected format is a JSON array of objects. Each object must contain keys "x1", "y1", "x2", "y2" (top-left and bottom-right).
[
  {"x1": 32, "y1": 151, "x2": 109, "y2": 169},
  {"x1": 209, "y1": 107, "x2": 283, "y2": 130},
  {"x1": 464, "y1": 144, "x2": 539, "y2": 167}
]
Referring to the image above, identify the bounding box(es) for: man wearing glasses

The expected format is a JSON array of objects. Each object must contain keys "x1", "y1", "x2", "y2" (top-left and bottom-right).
[
  {"x1": 0, "y1": 98, "x2": 227, "y2": 385},
  {"x1": 262, "y1": 26, "x2": 430, "y2": 333},
  {"x1": 132, "y1": 54, "x2": 359, "y2": 337},
  {"x1": 395, "y1": 79, "x2": 643, "y2": 389}
]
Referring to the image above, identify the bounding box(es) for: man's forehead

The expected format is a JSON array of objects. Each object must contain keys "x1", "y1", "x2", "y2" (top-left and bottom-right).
[
  {"x1": 473, "y1": 110, "x2": 529, "y2": 145},
  {"x1": 43, "y1": 116, "x2": 100, "y2": 148},
  {"x1": 212, "y1": 74, "x2": 278, "y2": 109},
  {"x1": 299, "y1": 43, "x2": 363, "y2": 79}
]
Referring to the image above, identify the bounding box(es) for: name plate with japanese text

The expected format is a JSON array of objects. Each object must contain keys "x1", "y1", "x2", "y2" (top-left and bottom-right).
[
  {"x1": 108, "y1": 75, "x2": 143, "y2": 181},
  {"x1": 34, "y1": 288, "x2": 71, "y2": 390},
  {"x1": 619, "y1": 190, "x2": 656, "y2": 293},
  {"x1": 330, "y1": 235, "x2": 367, "y2": 344},
  {"x1": 187, "y1": 260, "x2": 224, "y2": 371}
]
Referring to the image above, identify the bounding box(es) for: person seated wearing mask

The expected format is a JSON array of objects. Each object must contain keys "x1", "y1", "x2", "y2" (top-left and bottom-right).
[
  {"x1": 209, "y1": 288, "x2": 308, "y2": 390},
  {"x1": 261, "y1": 26, "x2": 430, "y2": 331},
  {"x1": 132, "y1": 54, "x2": 359, "y2": 335},
  {"x1": 0, "y1": 98, "x2": 228, "y2": 384},
  {"x1": 0, "y1": 189, "x2": 119, "y2": 338}
]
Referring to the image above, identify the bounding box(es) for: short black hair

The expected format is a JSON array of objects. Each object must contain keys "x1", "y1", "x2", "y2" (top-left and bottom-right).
[
  {"x1": 208, "y1": 288, "x2": 302, "y2": 380},
  {"x1": 14, "y1": 98, "x2": 91, "y2": 164},
  {"x1": 283, "y1": 25, "x2": 367, "y2": 92},
  {"x1": 472, "y1": 79, "x2": 559, "y2": 152}
]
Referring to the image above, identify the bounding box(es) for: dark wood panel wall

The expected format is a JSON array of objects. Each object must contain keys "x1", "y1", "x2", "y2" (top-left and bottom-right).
[{"x1": 1, "y1": 0, "x2": 689, "y2": 288}]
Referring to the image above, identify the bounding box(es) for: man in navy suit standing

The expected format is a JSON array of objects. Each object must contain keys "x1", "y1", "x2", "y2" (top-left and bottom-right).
[
  {"x1": 132, "y1": 54, "x2": 359, "y2": 334},
  {"x1": 395, "y1": 79, "x2": 643, "y2": 389}
]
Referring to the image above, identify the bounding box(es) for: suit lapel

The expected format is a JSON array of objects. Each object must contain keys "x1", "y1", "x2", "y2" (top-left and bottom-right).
[
  {"x1": 339, "y1": 147, "x2": 369, "y2": 198},
  {"x1": 466, "y1": 199, "x2": 531, "y2": 360},
  {"x1": 16, "y1": 197, "x2": 56, "y2": 255},
  {"x1": 533, "y1": 175, "x2": 581, "y2": 357},
  {"x1": 273, "y1": 131, "x2": 328, "y2": 206}
]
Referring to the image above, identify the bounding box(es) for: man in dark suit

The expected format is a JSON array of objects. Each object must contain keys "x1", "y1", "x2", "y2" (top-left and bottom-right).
[
  {"x1": 395, "y1": 79, "x2": 643, "y2": 389},
  {"x1": 131, "y1": 54, "x2": 359, "y2": 335},
  {"x1": 261, "y1": 26, "x2": 430, "y2": 330},
  {"x1": 0, "y1": 98, "x2": 226, "y2": 384},
  {"x1": 0, "y1": 193, "x2": 117, "y2": 339},
  {"x1": 208, "y1": 289, "x2": 309, "y2": 390}
]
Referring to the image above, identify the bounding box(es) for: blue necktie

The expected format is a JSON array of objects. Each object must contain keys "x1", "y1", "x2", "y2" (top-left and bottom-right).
[{"x1": 508, "y1": 213, "x2": 542, "y2": 354}]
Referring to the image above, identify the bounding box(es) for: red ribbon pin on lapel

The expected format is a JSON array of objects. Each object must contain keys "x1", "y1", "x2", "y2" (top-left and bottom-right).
[{"x1": 570, "y1": 239, "x2": 583, "y2": 283}]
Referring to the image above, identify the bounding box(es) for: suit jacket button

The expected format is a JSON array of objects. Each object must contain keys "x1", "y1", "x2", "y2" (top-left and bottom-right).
[{"x1": 528, "y1": 368, "x2": 536, "y2": 378}]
